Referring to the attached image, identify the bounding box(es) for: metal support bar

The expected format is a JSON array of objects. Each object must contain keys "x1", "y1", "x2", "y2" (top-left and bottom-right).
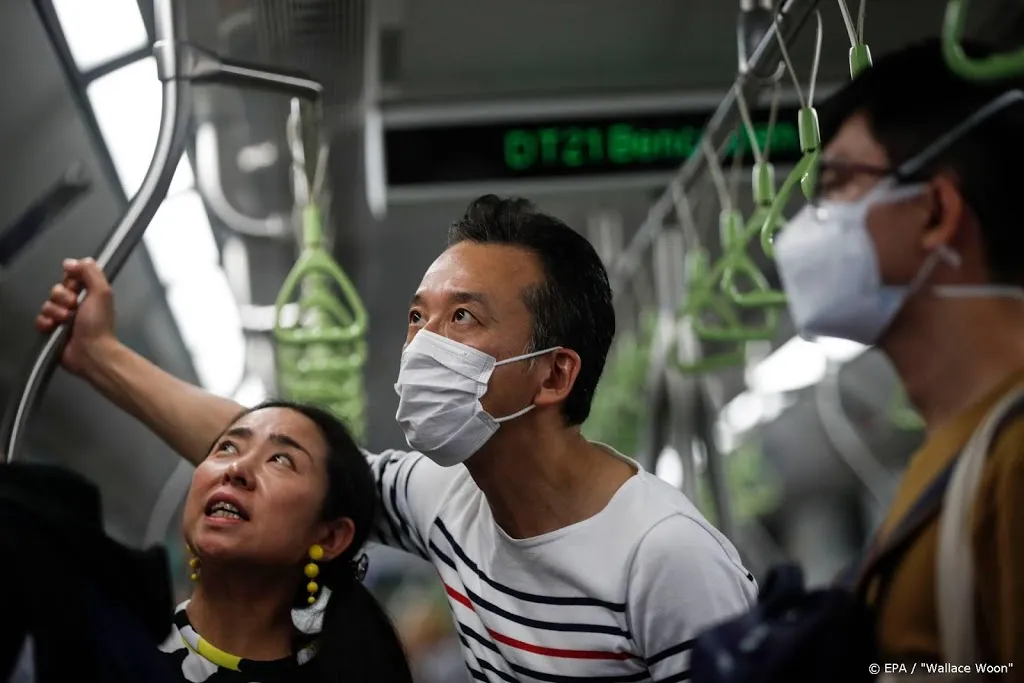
[
  {"x1": 609, "y1": 0, "x2": 823, "y2": 293},
  {"x1": 194, "y1": 122, "x2": 291, "y2": 239},
  {"x1": 1, "y1": 0, "x2": 192, "y2": 464},
  {"x1": 1, "y1": 0, "x2": 327, "y2": 464}
]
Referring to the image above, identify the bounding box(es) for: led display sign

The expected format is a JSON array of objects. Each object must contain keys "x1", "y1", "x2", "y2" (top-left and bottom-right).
[{"x1": 385, "y1": 104, "x2": 803, "y2": 186}]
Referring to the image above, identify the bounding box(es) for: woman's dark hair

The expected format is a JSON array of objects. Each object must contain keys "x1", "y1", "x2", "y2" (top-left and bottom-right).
[{"x1": 242, "y1": 399, "x2": 413, "y2": 683}]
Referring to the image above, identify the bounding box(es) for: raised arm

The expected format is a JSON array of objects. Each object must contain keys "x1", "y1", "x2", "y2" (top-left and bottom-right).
[{"x1": 36, "y1": 258, "x2": 241, "y2": 466}]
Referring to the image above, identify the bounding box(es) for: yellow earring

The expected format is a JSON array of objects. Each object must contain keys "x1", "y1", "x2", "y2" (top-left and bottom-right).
[
  {"x1": 187, "y1": 545, "x2": 200, "y2": 582},
  {"x1": 305, "y1": 544, "x2": 324, "y2": 605}
]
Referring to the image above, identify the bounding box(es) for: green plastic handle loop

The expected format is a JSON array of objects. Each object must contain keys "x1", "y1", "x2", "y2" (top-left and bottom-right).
[
  {"x1": 849, "y1": 44, "x2": 873, "y2": 78},
  {"x1": 717, "y1": 210, "x2": 787, "y2": 308},
  {"x1": 943, "y1": 0, "x2": 1024, "y2": 81},
  {"x1": 796, "y1": 107, "x2": 821, "y2": 199},
  {"x1": 274, "y1": 205, "x2": 369, "y2": 345},
  {"x1": 759, "y1": 152, "x2": 818, "y2": 258},
  {"x1": 721, "y1": 255, "x2": 787, "y2": 307},
  {"x1": 758, "y1": 107, "x2": 820, "y2": 257},
  {"x1": 752, "y1": 161, "x2": 776, "y2": 208},
  {"x1": 692, "y1": 296, "x2": 779, "y2": 341},
  {"x1": 272, "y1": 205, "x2": 370, "y2": 441},
  {"x1": 718, "y1": 208, "x2": 745, "y2": 250},
  {"x1": 670, "y1": 343, "x2": 747, "y2": 375},
  {"x1": 682, "y1": 249, "x2": 779, "y2": 342}
]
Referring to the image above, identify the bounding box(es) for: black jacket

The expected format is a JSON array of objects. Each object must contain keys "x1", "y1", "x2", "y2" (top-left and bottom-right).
[{"x1": 0, "y1": 463, "x2": 176, "y2": 683}]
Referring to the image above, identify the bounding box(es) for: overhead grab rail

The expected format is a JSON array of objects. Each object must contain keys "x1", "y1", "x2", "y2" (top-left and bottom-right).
[
  {"x1": 942, "y1": 0, "x2": 1024, "y2": 81},
  {"x1": 608, "y1": 0, "x2": 824, "y2": 295},
  {"x1": 194, "y1": 122, "x2": 291, "y2": 239},
  {"x1": 1, "y1": 0, "x2": 326, "y2": 464}
]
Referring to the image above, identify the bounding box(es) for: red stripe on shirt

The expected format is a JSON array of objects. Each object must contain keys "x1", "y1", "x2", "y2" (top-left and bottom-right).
[{"x1": 443, "y1": 583, "x2": 637, "y2": 662}]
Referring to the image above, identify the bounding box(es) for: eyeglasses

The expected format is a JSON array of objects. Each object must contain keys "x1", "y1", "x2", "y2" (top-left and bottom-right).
[{"x1": 810, "y1": 158, "x2": 899, "y2": 204}]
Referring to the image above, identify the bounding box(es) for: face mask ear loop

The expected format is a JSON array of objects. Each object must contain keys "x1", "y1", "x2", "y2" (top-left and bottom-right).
[
  {"x1": 494, "y1": 346, "x2": 561, "y2": 367},
  {"x1": 904, "y1": 245, "x2": 960, "y2": 297},
  {"x1": 492, "y1": 404, "x2": 537, "y2": 425}
]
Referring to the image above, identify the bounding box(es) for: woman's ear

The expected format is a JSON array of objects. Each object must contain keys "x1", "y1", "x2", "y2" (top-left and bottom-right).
[{"x1": 317, "y1": 517, "x2": 356, "y2": 562}]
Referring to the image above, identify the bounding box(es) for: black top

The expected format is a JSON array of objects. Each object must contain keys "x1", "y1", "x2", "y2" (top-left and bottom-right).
[{"x1": 159, "y1": 601, "x2": 321, "y2": 683}]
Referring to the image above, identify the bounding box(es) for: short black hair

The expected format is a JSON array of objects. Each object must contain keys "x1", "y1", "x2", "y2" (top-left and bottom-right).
[
  {"x1": 818, "y1": 38, "x2": 1024, "y2": 286},
  {"x1": 447, "y1": 195, "x2": 615, "y2": 426}
]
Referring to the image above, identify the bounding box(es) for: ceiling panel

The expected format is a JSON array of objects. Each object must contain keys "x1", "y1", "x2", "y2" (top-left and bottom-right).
[{"x1": 390, "y1": 0, "x2": 1009, "y2": 102}]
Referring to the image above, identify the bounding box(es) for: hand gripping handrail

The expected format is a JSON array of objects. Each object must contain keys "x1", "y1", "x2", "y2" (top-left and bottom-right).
[{"x1": 1, "y1": 0, "x2": 325, "y2": 464}]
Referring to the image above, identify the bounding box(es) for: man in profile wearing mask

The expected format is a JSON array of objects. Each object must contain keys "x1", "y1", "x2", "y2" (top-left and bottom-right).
[
  {"x1": 773, "y1": 39, "x2": 1024, "y2": 672},
  {"x1": 38, "y1": 195, "x2": 756, "y2": 681}
]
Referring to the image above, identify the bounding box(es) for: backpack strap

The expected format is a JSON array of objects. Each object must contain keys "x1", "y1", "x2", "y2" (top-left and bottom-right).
[
  {"x1": 937, "y1": 386, "x2": 1024, "y2": 665},
  {"x1": 844, "y1": 456, "x2": 959, "y2": 597}
]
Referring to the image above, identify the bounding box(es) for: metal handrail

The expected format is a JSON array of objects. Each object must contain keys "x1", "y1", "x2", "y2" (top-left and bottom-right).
[{"x1": 1, "y1": 0, "x2": 325, "y2": 463}]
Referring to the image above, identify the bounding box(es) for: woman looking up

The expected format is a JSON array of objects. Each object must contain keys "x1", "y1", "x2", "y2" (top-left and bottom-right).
[{"x1": 162, "y1": 399, "x2": 412, "y2": 683}]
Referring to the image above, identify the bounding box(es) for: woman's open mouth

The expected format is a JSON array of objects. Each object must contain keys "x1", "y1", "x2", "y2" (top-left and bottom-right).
[{"x1": 204, "y1": 499, "x2": 250, "y2": 522}]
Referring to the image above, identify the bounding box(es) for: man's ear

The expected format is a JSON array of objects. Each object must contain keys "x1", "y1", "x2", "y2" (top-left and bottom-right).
[
  {"x1": 921, "y1": 173, "x2": 965, "y2": 250},
  {"x1": 316, "y1": 517, "x2": 356, "y2": 563},
  {"x1": 533, "y1": 348, "x2": 581, "y2": 409}
]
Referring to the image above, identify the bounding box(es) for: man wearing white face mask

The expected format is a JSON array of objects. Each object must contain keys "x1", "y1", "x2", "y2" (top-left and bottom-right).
[
  {"x1": 773, "y1": 39, "x2": 1024, "y2": 674},
  {"x1": 38, "y1": 196, "x2": 756, "y2": 682}
]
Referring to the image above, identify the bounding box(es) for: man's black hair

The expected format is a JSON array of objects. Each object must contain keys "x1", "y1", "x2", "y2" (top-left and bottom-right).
[
  {"x1": 447, "y1": 195, "x2": 615, "y2": 426},
  {"x1": 818, "y1": 37, "x2": 1024, "y2": 286}
]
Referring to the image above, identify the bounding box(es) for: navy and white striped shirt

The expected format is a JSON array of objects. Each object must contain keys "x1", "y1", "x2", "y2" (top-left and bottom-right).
[{"x1": 367, "y1": 445, "x2": 757, "y2": 683}]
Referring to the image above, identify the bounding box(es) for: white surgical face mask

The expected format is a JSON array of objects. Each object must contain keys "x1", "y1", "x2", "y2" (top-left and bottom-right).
[
  {"x1": 775, "y1": 89, "x2": 1024, "y2": 346},
  {"x1": 394, "y1": 330, "x2": 558, "y2": 467},
  {"x1": 775, "y1": 179, "x2": 1024, "y2": 345}
]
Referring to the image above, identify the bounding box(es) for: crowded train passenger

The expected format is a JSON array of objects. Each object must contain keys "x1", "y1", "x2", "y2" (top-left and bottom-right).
[
  {"x1": 161, "y1": 399, "x2": 412, "y2": 683},
  {"x1": 773, "y1": 38, "x2": 1024, "y2": 674},
  {"x1": 38, "y1": 196, "x2": 757, "y2": 681}
]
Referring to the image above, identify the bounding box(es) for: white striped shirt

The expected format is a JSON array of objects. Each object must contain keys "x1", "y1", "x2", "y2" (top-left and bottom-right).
[{"x1": 367, "y1": 445, "x2": 757, "y2": 683}]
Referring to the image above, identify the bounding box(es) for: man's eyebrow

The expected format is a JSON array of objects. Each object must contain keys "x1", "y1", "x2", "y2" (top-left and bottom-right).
[
  {"x1": 410, "y1": 291, "x2": 492, "y2": 308},
  {"x1": 451, "y1": 291, "x2": 491, "y2": 308}
]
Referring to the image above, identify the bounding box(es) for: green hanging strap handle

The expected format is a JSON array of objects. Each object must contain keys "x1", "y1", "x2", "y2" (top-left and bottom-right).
[
  {"x1": 760, "y1": 106, "x2": 821, "y2": 256},
  {"x1": 850, "y1": 43, "x2": 872, "y2": 78},
  {"x1": 718, "y1": 207, "x2": 787, "y2": 308},
  {"x1": 943, "y1": 0, "x2": 1024, "y2": 81},
  {"x1": 837, "y1": 0, "x2": 872, "y2": 76},
  {"x1": 671, "y1": 345, "x2": 747, "y2": 376},
  {"x1": 273, "y1": 205, "x2": 369, "y2": 441},
  {"x1": 274, "y1": 204, "x2": 369, "y2": 416},
  {"x1": 682, "y1": 248, "x2": 779, "y2": 343},
  {"x1": 274, "y1": 205, "x2": 369, "y2": 347},
  {"x1": 671, "y1": 250, "x2": 748, "y2": 374}
]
